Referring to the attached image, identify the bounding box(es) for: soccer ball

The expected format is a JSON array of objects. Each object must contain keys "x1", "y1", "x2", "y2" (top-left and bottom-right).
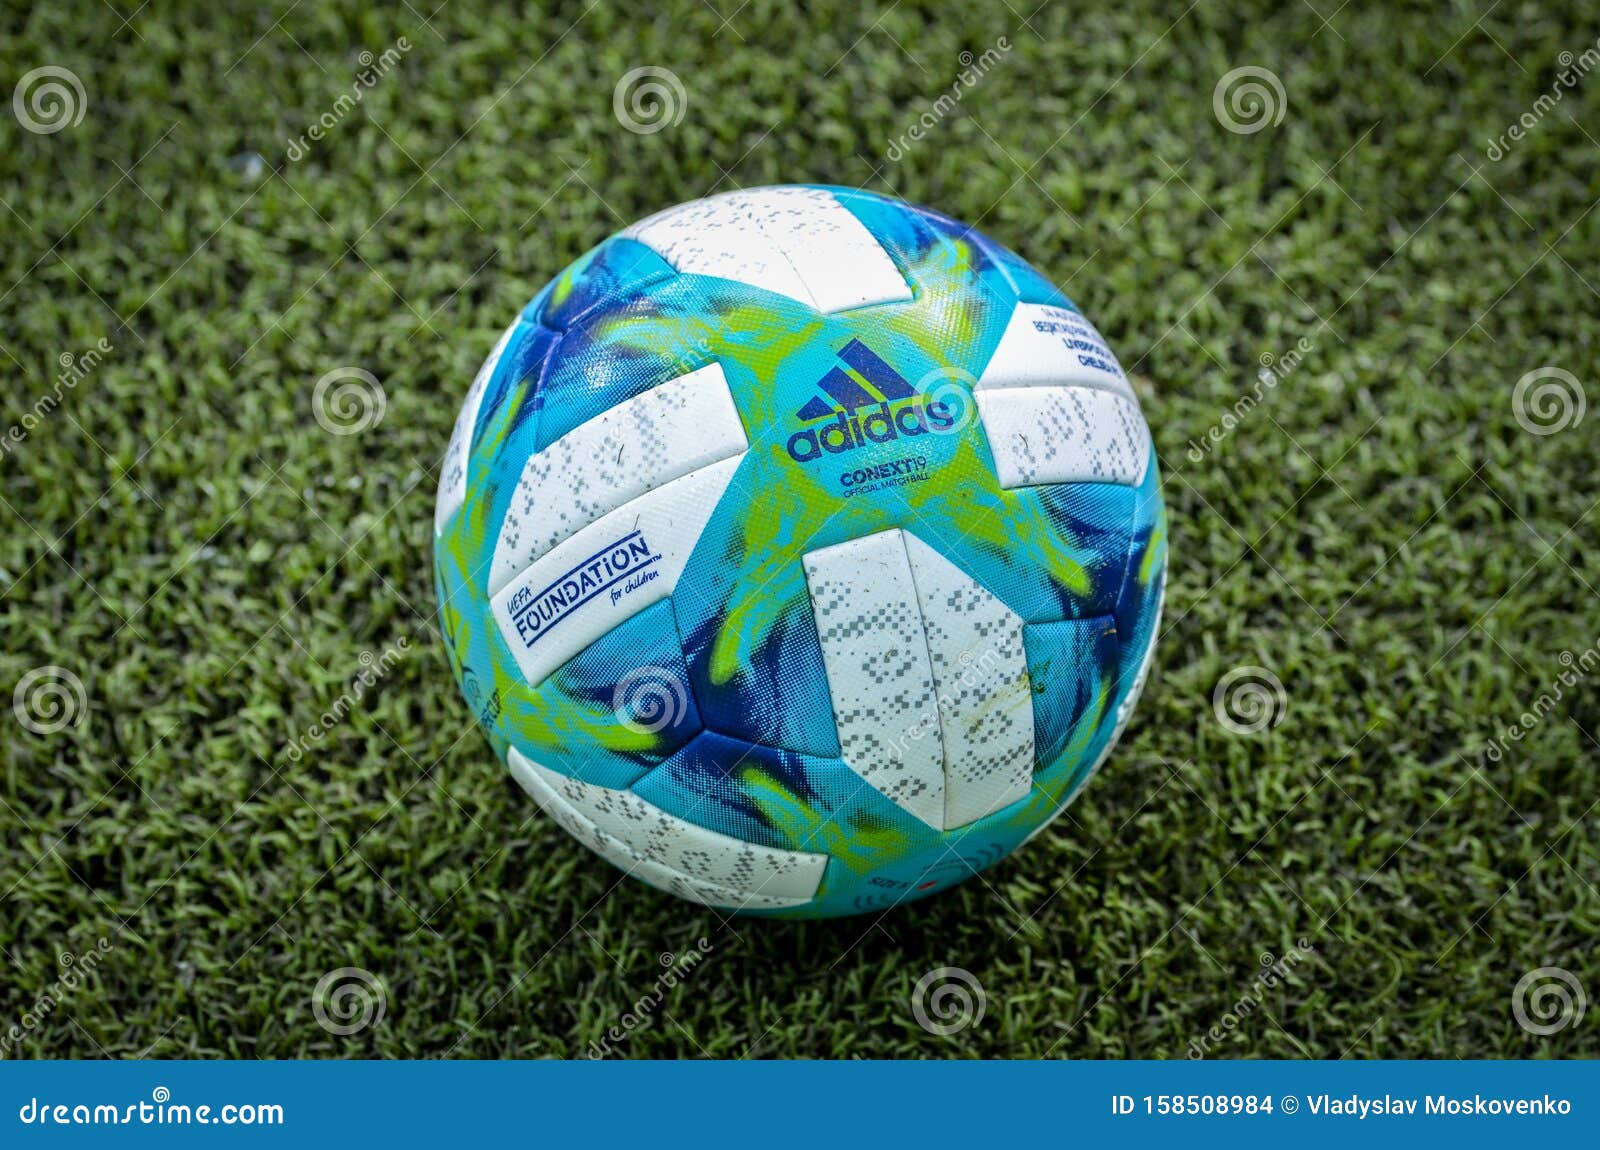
[{"x1": 433, "y1": 186, "x2": 1165, "y2": 918}]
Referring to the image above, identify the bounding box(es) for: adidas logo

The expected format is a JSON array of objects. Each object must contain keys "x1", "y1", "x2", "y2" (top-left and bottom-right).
[{"x1": 785, "y1": 338, "x2": 957, "y2": 463}]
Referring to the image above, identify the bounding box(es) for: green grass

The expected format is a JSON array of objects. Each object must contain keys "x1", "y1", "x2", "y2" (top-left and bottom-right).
[{"x1": 2, "y1": 0, "x2": 1597, "y2": 1059}]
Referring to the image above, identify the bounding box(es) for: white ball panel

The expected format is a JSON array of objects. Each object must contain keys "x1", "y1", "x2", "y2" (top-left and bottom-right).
[
  {"x1": 901, "y1": 533, "x2": 1035, "y2": 829},
  {"x1": 976, "y1": 386, "x2": 1150, "y2": 488},
  {"x1": 803, "y1": 528, "x2": 1041, "y2": 831},
  {"x1": 803, "y1": 529, "x2": 946, "y2": 829},
  {"x1": 488, "y1": 362, "x2": 748, "y2": 596},
  {"x1": 622, "y1": 187, "x2": 912, "y2": 313},
  {"x1": 978, "y1": 302, "x2": 1136, "y2": 400},
  {"x1": 507, "y1": 747, "x2": 826, "y2": 909}
]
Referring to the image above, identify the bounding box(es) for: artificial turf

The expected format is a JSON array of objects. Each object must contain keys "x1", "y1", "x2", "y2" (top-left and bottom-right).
[{"x1": 1, "y1": 0, "x2": 1597, "y2": 1059}]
